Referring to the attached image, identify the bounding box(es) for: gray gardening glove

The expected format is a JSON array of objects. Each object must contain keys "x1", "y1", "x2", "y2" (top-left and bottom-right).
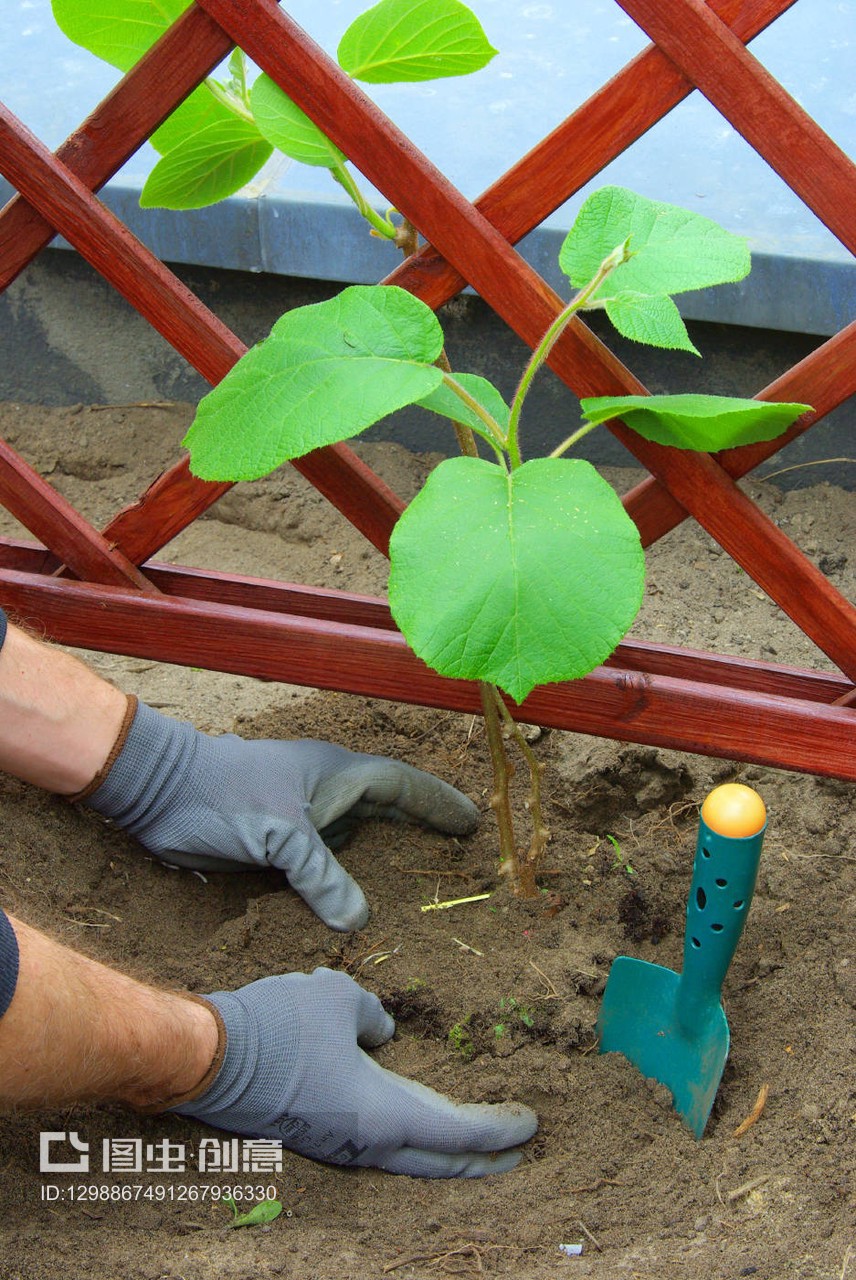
[
  {"x1": 173, "y1": 967, "x2": 538, "y2": 1178},
  {"x1": 84, "y1": 699, "x2": 479, "y2": 931}
]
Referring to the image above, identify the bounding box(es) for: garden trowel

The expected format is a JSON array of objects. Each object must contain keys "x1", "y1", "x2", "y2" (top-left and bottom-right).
[{"x1": 597, "y1": 783, "x2": 767, "y2": 1138}]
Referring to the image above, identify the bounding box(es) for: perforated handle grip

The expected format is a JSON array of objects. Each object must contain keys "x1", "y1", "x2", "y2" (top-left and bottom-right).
[{"x1": 675, "y1": 793, "x2": 766, "y2": 1034}]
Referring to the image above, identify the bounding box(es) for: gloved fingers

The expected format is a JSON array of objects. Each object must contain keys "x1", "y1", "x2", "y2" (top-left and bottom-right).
[
  {"x1": 316, "y1": 815, "x2": 357, "y2": 851},
  {"x1": 351, "y1": 984, "x2": 397, "y2": 1049},
  {"x1": 357, "y1": 1058, "x2": 538, "y2": 1155},
  {"x1": 309, "y1": 757, "x2": 480, "y2": 836},
  {"x1": 270, "y1": 824, "x2": 370, "y2": 932},
  {"x1": 392, "y1": 1080, "x2": 539, "y2": 1155},
  {"x1": 373, "y1": 1145, "x2": 527, "y2": 1178}
]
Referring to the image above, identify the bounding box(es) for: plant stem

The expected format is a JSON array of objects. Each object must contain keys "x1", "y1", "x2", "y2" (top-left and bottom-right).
[
  {"x1": 506, "y1": 238, "x2": 633, "y2": 463},
  {"x1": 440, "y1": 373, "x2": 508, "y2": 459},
  {"x1": 432, "y1": 350, "x2": 519, "y2": 879},
  {"x1": 548, "y1": 418, "x2": 600, "y2": 459},
  {"x1": 330, "y1": 164, "x2": 397, "y2": 240},
  {"x1": 506, "y1": 300, "x2": 576, "y2": 463},
  {"x1": 479, "y1": 683, "x2": 519, "y2": 882},
  {"x1": 434, "y1": 350, "x2": 481, "y2": 459},
  {"x1": 399, "y1": 278, "x2": 529, "y2": 898},
  {"x1": 205, "y1": 77, "x2": 254, "y2": 125},
  {"x1": 490, "y1": 687, "x2": 549, "y2": 897}
]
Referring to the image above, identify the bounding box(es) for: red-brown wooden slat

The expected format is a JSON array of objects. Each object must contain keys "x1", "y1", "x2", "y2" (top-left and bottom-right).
[
  {"x1": 0, "y1": 104, "x2": 245, "y2": 386},
  {"x1": 0, "y1": 533, "x2": 850, "y2": 706},
  {"x1": 615, "y1": 439, "x2": 856, "y2": 682},
  {"x1": 616, "y1": 0, "x2": 856, "y2": 253},
  {"x1": 0, "y1": 442, "x2": 157, "y2": 591},
  {"x1": 1, "y1": 568, "x2": 852, "y2": 780},
  {"x1": 0, "y1": 6, "x2": 233, "y2": 289}
]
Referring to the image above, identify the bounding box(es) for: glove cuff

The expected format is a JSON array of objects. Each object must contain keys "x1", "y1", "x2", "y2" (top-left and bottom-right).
[
  {"x1": 77, "y1": 698, "x2": 202, "y2": 846},
  {"x1": 136, "y1": 994, "x2": 228, "y2": 1114},
  {"x1": 67, "y1": 694, "x2": 139, "y2": 804}
]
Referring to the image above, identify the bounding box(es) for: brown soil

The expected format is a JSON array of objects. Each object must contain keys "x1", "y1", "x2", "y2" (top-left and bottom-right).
[{"x1": 0, "y1": 403, "x2": 853, "y2": 1280}]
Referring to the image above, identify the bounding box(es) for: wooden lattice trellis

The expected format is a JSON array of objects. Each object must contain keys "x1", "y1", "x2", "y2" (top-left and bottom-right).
[{"x1": 0, "y1": 0, "x2": 853, "y2": 779}]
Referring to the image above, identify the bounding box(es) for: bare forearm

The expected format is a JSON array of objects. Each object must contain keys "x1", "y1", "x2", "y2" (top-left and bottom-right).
[
  {"x1": 0, "y1": 916, "x2": 219, "y2": 1110},
  {"x1": 0, "y1": 620, "x2": 128, "y2": 795}
]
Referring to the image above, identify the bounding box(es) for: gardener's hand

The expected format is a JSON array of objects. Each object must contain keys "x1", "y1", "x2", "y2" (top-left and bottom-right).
[
  {"x1": 83, "y1": 699, "x2": 479, "y2": 930},
  {"x1": 172, "y1": 967, "x2": 537, "y2": 1178}
]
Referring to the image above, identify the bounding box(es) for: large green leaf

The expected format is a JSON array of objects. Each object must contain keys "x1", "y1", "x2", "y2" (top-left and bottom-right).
[
  {"x1": 561, "y1": 187, "x2": 751, "y2": 298},
  {"x1": 417, "y1": 372, "x2": 509, "y2": 442},
  {"x1": 184, "y1": 285, "x2": 446, "y2": 480},
  {"x1": 580, "y1": 393, "x2": 810, "y2": 451},
  {"x1": 52, "y1": 0, "x2": 192, "y2": 71},
  {"x1": 338, "y1": 0, "x2": 497, "y2": 83},
  {"x1": 140, "y1": 119, "x2": 272, "y2": 209},
  {"x1": 388, "y1": 456, "x2": 645, "y2": 703},
  {"x1": 250, "y1": 75, "x2": 347, "y2": 168}
]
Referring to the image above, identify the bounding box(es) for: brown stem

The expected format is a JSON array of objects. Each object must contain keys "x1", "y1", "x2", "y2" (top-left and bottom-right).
[
  {"x1": 492, "y1": 690, "x2": 550, "y2": 897},
  {"x1": 395, "y1": 218, "x2": 420, "y2": 259},
  {"x1": 434, "y1": 348, "x2": 481, "y2": 458},
  {"x1": 478, "y1": 682, "x2": 518, "y2": 881}
]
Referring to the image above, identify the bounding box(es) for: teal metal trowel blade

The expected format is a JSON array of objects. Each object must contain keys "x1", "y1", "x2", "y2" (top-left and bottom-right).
[{"x1": 597, "y1": 785, "x2": 767, "y2": 1138}]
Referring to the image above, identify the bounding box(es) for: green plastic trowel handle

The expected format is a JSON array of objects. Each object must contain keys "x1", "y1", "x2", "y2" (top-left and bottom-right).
[{"x1": 675, "y1": 811, "x2": 766, "y2": 1035}]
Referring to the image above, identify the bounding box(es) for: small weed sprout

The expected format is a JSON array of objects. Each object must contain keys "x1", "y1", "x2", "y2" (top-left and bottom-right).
[
  {"x1": 494, "y1": 996, "x2": 535, "y2": 1038},
  {"x1": 606, "y1": 834, "x2": 636, "y2": 878},
  {"x1": 448, "y1": 1016, "x2": 475, "y2": 1060},
  {"x1": 223, "y1": 1195, "x2": 284, "y2": 1229}
]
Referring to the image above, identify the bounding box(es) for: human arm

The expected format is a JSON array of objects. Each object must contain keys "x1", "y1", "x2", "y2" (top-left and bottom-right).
[
  {"x1": 0, "y1": 612, "x2": 128, "y2": 795},
  {"x1": 0, "y1": 913, "x2": 536, "y2": 1176},
  {"x1": 0, "y1": 912, "x2": 218, "y2": 1109}
]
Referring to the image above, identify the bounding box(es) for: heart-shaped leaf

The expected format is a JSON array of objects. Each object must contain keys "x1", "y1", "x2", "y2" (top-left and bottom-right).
[
  {"x1": 338, "y1": 0, "x2": 497, "y2": 83},
  {"x1": 250, "y1": 75, "x2": 347, "y2": 168},
  {"x1": 184, "y1": 286, "x2": 445, "y2": 480},
  {"x1": 561, "y1": 187, "x2": 751, "y2": 299},
  {"x1": 580, "y1": 393, "x2": 811, "y2": 451},
  {"x1": 389, "y1": 456, "x2": 645, "y2": 703},
  {"x1": 140, "y1": 118, "x2": 272, "y2": 209}
]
